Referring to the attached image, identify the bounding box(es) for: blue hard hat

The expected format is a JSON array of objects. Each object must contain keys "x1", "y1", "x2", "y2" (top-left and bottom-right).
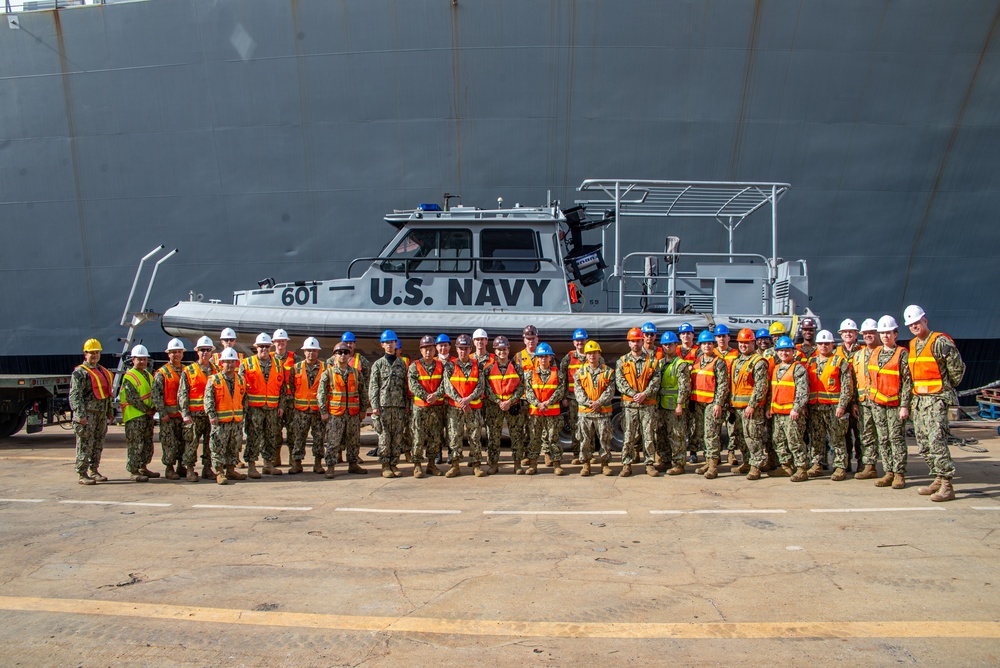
[
  {"x1": 774, "y1": 336, "x2": 795, "y2": 350},
  {"x1": 678, "y1": 322, "x2": 694, "y2": 334},
  {"x1": 660, "y1": 331, "x2": 679, "y2": 345},
  {"x1": 713, "y1": 324, "x2": 730, "y2": 336},
  {"x1": 340, "y1": 331, "x2": 356, "y2": 343},
  {"x1": 436, "y1": 334, "x2": 450, "y2": 344},
  {"x1": 697, "y1": 330, "x2": 715, "y2": 344},
  {"x1": 755, "y1": 328, "x2": 771, "y2": 339},
  {"x1": 641, "y1": 322, "x2": 658, "y2": 334},
  {"x1": 535, "y1": 342, "x2": 554, "y2": 356},
  {"x1": 572, "y1": 328, "x2": 588, "y2": 341},
  {"x1": 380, "y1": 330, "x2": 399, "y2": 344}
]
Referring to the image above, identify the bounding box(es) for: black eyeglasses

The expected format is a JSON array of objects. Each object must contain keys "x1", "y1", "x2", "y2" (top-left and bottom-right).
[{"x1": 333, "y1": 350, "x2": 350, "y2": 355}]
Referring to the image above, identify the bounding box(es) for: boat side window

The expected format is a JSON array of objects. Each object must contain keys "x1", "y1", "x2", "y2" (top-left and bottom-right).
[
  {"x1": 480, "y1": 229, "x2": 540, "y2": 273},
  {"x1": 380, "y1": 229, "x2": 472, "y2": 273}
]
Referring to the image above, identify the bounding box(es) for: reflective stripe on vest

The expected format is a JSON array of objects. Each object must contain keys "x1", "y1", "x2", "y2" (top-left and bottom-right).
[
  {"x1": 716, "y1": 347, "x2": 738, "y2": 374},
  {"x1": 183, "y1": 363, "x2": 214, "y2": 412},
  {"x1": 808, "y1": 354, "x2": 845, "y2": 405},
  {"x1": 212, "y1": 375, "x2": 245, "y2": 423},
  {"x1": 529, "y1": 370, "x2": 560, "y2": 416},
  {"x1": 80, "y1": 365, "x2": 112, "y2": 401},
  {"x1": 691, "y1": 357, "x2": 718, "y2": 404},
  {"x1": 413, "y1": 360, "x2": 445, "y2": 407},
  {"x1": 157, "y1": 364, "x2": 182, "y2": 417},
  {"x1": 566, "y1": 353, "x2": 585, "y2": 385},
  {"x1": 852, "y1": 348, "x2": 873, "y2": 402},
  {"x1": 731, "y1": 354, "x2": 764, "y2": 408},
  {"x1": 120, "y1": 368, "x2": 152, "y2": 423},
  {"x1": 448, "y1": 363, "x2": 482, "y2": 409},
  {"x1": 868, "y1": 346, "x2": 903, "y2": 406},
  {"x1": 518, "y1": 349, "x2": 535, "y2": 372},
  {"x1": 909, "y1": 332, "x2": 945, "y2": 396},
  {"x1": 293, "y1": 361, "x2": 325, "y2": 411},
  {"x1": 488, "y1": 361, "x2": 521, "y2": 401},
  {"x1": 243, "y1": 354, "x2": 284, "y2": 408},
  {"x1": 326, "y1": 368, "x2": 360, "y2": 416},
  {"x1": 578, "y1": 366, "x2": 614, "y2": 414},
  {"x1": 622, "y1": 358, "x2": 656, "y2": 405},
  {"x1": 770, "y1": 363, "x2": 800, "y2": 415},
  {"x1": 659, "y1": 357, "x2": 685, "y2": 410}
]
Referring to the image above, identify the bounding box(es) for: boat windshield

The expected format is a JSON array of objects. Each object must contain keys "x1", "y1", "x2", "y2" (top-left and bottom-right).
[{"x1": 381, "y1": 229, "x2": 472, "y2": 273}]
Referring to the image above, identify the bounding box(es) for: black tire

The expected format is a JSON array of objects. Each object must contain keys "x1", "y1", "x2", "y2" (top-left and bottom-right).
[{"x1": 0, "y1": 412, "x2": 27, "y2": 439}]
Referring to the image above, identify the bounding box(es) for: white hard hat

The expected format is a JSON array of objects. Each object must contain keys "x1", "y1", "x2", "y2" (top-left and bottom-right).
[
  {"x1": 196, "y1": 336, "x2": 215, "y2": 350},
  {"x1": 130, "y1": 344, "x2": 149, "y2": 358},
  {"x1": 254, "y1": 332, "x2": 273, "y2": 346},
  {"x1": 472, "y1": 328, "x2": 489, "y2": 340},
  {"x1": 301, "y1": 336, "x2": 321, "y2": 350},
  {"x1": 838, "y1": 319, "x2": 858, "y2": 332},
  {"x1": 220, "y1": 328, "x2": 237, "y2": 340},
  {"x1": 876, "y1": 315, "x2": 898, "y2": 332},
  {"x1": 903, "y1": 304, "x2": 926, "y2": 326},
  {"x1": 220, "y1": 347, "x2": 240, "y2": 361},
  {"x1": 272, "y1": 329, "x2": 290, "y2": 341},
  {"x1": 166, "y1": 338, "x2": 186, "y2": 352},
  {"x1": 816, "y1": 329, "x2": 835, "y2": 343},
  {"x1": 860, "y1": 318, "x2": 878, "y2": 332}
]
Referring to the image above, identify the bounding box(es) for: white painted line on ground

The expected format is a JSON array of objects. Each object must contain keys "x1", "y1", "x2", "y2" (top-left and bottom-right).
[
  {"x1": 335, "y1": 507, "x2": 460, "y2": 514},
  {"x1": 810, "y1": 507, "x2": 946, "y2": 513},
  {"x1": 59, "y1": 500, "x2": 172, "y2": 508},
  {"x1": 483, "y1": 510, "x2": 628, "y2": 515},
  {"x1": 193, "y1": 504, "x2": 312, "y2": 511},
  {"x1": 970, "y1": 506, "x2": 1000, "y2": 510},
  {"x1": 650, "y1": 509, "x2": 786, "y2": 515},
  {"x1": 0, "y1": 498, "x2": 46, "y2": 503}
]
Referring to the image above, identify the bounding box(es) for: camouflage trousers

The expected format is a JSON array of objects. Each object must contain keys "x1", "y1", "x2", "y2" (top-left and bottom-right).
[
  {"x1": 324, "y1": 413, "x2": 361, "y2": 467},
  {"x1": 563, "y1": 397, "x2": 580, "y2": 451},
  {"x1": 844, "y1": 409, "x2": 862, "y2": 463},
  {"x1": 276, "y1": 395, "x2": 294, "y2": 446},
  {"x1": 124, "y1": 415, "x2": 154, "y2": 474},
  {"x1": 374, "y1": 406, "x2": 407, "y2": 465},
  {"x1": 529, "y1": 413, "x2": 562, "y2": 463},
  {"x1": 578, "y1": 413, "x2": 614, "y2": 463},
  {"x1": 726, "y1": 408, "x2": 752, "y2": 461},
  {"x1": 446, "y1": 406, "x2": 484, "y2": 465},
  {"x1": 291, "y1": 410, "x2": 326, "y2": 462},
  {"x1": 74, "y1": 411, "x2": 108, "y2": 475},
  {"x1": 483, "y1": 403, "x2": 527, "y2": 465},
  {"x1": 732, "y1": 410, "x2": 767, "y2": 468},
  {"x1": 772, "y1": 413, "x2": 808, "y2": 468},
  {"x1": 621, "y1": 404, "x2": 656, "y2": 466},
  {"x1": 855, "y1": 401, "x2": 878, "y2": 466},
  {"x1": 210, "y1": 421, "x2": 242, "y2": 470},
  {"x1": 411, "y1": 405, "x2": 445, "y2": 464},
  {"x1": 654, "y1": 408, "x2": 688, "y2": 466},
  {"x1": 243, "y1": 406, "x2": 280, "y2": 464},
  {"x1": 184, "y1": 413, "x2": 213, "y2": 467},
  {"x1": 870, "y1": 403, "x2": 908, "y2": 474},
  {"x1": 808, "y1": 404, "x2": 849, "y2": 470},
  {"x1": 913, "y1": 395, "x2": 955, "y2": 479},
  {"x1": 159, "y1": 416, "x2": 192, "y2": 468},
  {"x1": 690, "y1": 402, "x2": 723, "y2": 461}
]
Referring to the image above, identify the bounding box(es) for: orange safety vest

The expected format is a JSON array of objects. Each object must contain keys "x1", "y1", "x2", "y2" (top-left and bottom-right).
[
  {"x1": 326, "y1": 367, "x2": 360, "y2": 416},
  {"x1": 472, "y1": 351, "x2": 496, "y2": 368},
  {"x1": 448, "y1": 362, "x2": 482, "y2": 409},
  {"x1": 565, "y1": 352, "x2": 586, "y2": 385},
  {"x1": 715, "y1": 347, "x2": 738, "y2": 373},
  {"x1": 853, "y1": 348, "x2": 874, "y2": 403},
  {"x1": 518, "y1": 349, "x2": 536, "y2": 372},
  {"x1": 79, "y1": 364, "x2": 112, "y2": 401},
  {"x1": 413, "y1": 360, "x2": 445, "y2": 407},
  {"x1": 770, "y1": 363, "x2": 801, "y2": 415},
  {"x1": 909, "y1": 332, "x2": 947, "y2": 396},
  {"x1": 578, "y1": 367, "x2": 614, "y2": 414},
  {"x1": 680, "y1": 347, "x2": 698, "y2": 362},
  {"x1": 156, "y1": 364, "x2": 183, "y2": 417},
  {"x1": 808, "y1": 354, "x2": 845, "y2": 405},
  {"x1": 731, "y1": 354, "x2": 765, "y2": 408},
  {"x1": 529, "y1": 369, "x2": 561, "y2": 416},
  {"x1": 212, "y1": 374, "x2": 245, "y2": 423},
  {"x1": 293, "y1": 361, "x2": 325, "y2": 411},
  {"x1": 348, "y1": 353, "x2": 364, "y2": 373},
  {"x1": 242, "y1": 354, "x2": 285, "y2": 408},
  {"x1": 621, "y1": 358, "x2": 656, "y2": 405},
  {"x1": 868, "y1": 346, "x2": 903, "y2": 407},
  {"x1": 691, "y1": 356, "x2": 718, "y2": 404},
  {"x1": 277, "y1": 351, "x2": 296, "y2": 391},
  {"x1": 644, "y1": 347, "x2": 665, "y2": 363},
  {"x1": 183, "y1": 363, "x2": 213, "y2": 413},
  {"x1": 487, "y1": 361, "x2": 521, "y2": 401}
]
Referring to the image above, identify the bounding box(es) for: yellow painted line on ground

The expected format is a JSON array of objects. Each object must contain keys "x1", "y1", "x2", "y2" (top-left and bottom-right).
[{"x1": 0, "y1": 596, "x2": 998, "y2": 639}]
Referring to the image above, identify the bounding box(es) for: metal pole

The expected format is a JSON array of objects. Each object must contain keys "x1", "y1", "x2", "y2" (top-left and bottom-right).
[
  {"x1": 120, "y1": 246, "x2": 163, "y2": 326},
  {"x1": 140, "y1": 249, "x2": 178, "y2": 314},
  {"x1": 728, "y1": 216, "x2": 734, "y2": 263},
  {"x1": 770, "y1": 185, "x2": 778, "y2": 315},
  {"x1": 615, "y1": 181, "x2": 622, "y2": 313}
]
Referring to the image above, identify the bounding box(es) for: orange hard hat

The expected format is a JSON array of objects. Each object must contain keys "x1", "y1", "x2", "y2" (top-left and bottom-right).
[
  {"x1": 627, "y1": 327, "x2": 643, "y2": 341},
  {"x1": 736, "y1": 328, "x2": 757, "y2": 343}
]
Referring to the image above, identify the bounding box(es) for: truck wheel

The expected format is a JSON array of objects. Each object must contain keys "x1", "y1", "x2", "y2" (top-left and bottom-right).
[{"x1": 0, "y1": 412, "x2": 27, "y2": 439}]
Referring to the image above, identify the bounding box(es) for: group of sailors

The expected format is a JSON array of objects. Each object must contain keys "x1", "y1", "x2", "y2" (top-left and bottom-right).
[{"x1": 69, "y1": 304, "x2": 965, "y2": 501}]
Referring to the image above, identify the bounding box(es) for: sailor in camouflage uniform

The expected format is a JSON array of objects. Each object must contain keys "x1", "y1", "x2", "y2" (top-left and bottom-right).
[
  {"x1": 835, "y1": 319, "x2": 864, "y2": 470},
  {"x1": 574, "y1": 340, "x2": 616, "y2": 476},
  {"x1": 120, "y1": 345, "x2": 158, "y2": 482},
  {"x1": 615, "y1": 328, "x2": 660, "y2": 477},
  {"x1": 153, "y1": 338, "x2": 194, "y2": 481},
  {"x1": 239, "y1": 333, "x2": 288, "y2": 479},
  {"x1": 805, "y1": 330, "x2": 854, "y2": 480},
  {"x1": 868, "y1": 315, "x2": 913, "y2": 490},
  {"x1": 483, "y1": 335, "x2": 526, "y2": 474},
  {"x1": 442, "y1": 335, "x2": 487, "y2": 477},
  {"x1": 905, "y1": 305, "x2": 966, "y2": 502},
  {"x1": 408, "y1": 335, "x2": 447, "y2": 477},
  {"x1": 204, "y1": 347, "x2": 248, "y2": 484},
  {"x1": 689, "y1": 331, "x2": 730, "y2": 479},
  {"x1": 289, "y1": 337, "x2": 326, "y2": 474},
  {"x1": 728, "y1": 329, "x2": 769, "y2": 479},
  {"x1": 525, "y1": 343, "x2": 566, "y2": 475},
  {"x1": 179, "y1": 337, "x2": 219, "y2": 480},
  {"x1": 271, "y1": 329, "x2": 296, "y2": 467},
  {"x1": 319, "y1": 341, "x2": 368, "y2": 477},
  {"x1": 70, "y1": 339, "x2": 115, "y2": 485},
  {"x1": 850, "y1": 320, "x2": 881, "y2": 479},
  {"x1": 655, "y1": 332, "x2": 692, "y2": 476},
  {"x1": 369, "y1": 329, "x2": 410, "y2": 478},
  {"x1": 766, "y1": 336, "x2": 811, "y2": 482},
  {"x1": 559, "y1": 329, "x2": 590, "y2": 463}
]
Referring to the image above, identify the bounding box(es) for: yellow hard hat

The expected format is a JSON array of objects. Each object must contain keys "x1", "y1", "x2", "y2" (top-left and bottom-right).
[
  {"x1": 768, "y1": 322, "x2": 787, "y2": 336},
  {"x1": 583, "y1": 340, "x2": 602, "y2": 354},
  {"x1": 83, "y1": 338, "x2": 102, "y2": 352}
]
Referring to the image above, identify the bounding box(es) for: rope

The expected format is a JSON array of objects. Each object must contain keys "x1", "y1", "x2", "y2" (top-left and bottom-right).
[{"x1": 958, "y1": 378, "x2": 1000, "y2": 398}]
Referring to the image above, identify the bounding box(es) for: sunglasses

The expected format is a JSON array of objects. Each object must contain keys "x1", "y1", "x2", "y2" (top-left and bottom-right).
[{"x1": 333, "y1": 350, "x2": 350, "y2": 355}]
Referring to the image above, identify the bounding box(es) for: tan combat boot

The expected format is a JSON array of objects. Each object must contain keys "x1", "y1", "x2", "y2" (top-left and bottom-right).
[
  {"x1": 619, "y1": 463, "x2": 632, "y2": 478},
  {"x1": 404, "y1": 451, "x2": 412, "y2": 463},
  {"x1": 891, "y1": 473, "x2": 906, "y2": 489},
  {"x1": 580, "y1": 462, "x2": 591, "y2": 476},
  {"x1": 768, "y1": 462, "x2": 794, "y2": 477},
  {"x1": 646, "y1": 464, "x2": 661, "y2": 477},
  {"x1": 571, "y1": 458, "x2": 581, "y2": 465},
  {"x1": 390, "y1": 464, "x2": 403, "y2": 478},
  {"x1": 89, "y1": 470, "x2": 108, "y2": 483},
  {"x1": 544, "y1": 453, "x2": 553, "y2": 467},
  {"x1": 348, "y1": 462, "x2": 368, "y2": 475},
  {"x1": 445, "y1": 461, "x2": 462, "y2": 478},
  {"x1": 425, "y1": 462, "x2": 442, "y2": 476},
  {"x1": 602, "y1": 461, "x2": 614, "y2": 476},
  {"x1": 695, "y1": 459, "x2": 710, "y2": 475},
  {"x1": 552, "y1": 461, "x2": 566, "y2": 476},
  {"x1": 704, "y1": 458, "x2": 720, "y2": 479},
  {"x1": 727, "y1": 450, "x2": 738, "y2": 466},
  {"x1": 746, "y1": 466, "x2": 761, "y2": 481},
  {"x1": 226, "y1": 466, "x2": 247, "y2": 481},
  {"x1": 262, "y1": 461, "x2": 283, "y2": 475},
  {"x1": 140, "y1": 467, "x2": 160, "y2": 479},
  {"x1": 830, "y1": 468, "x2": 847, "y2": 481},
  {"x1": 917, "y1": 477, "x2": 942, "y2": 495},
  {"x1": 667, "y1": 463, "x2": 685, "y2": 475},
  {"x1": 325, "y1": 465, "x2": 336, "y2": 479},
  {"x1": 164, "y1": 464, "x2": 179, "y2": 480},
  {"x1": 201, "y1": 464, "x2": 215, "y2": 480},
  {"x1": 413, "y1": 464, "x2": 425, "y2": 479},
  {"x1": 514, "y1": 462, "x2": 525, "y2": 475},
  {"x1": 874, "y1": 471, "x2": 895, "y2": 487},
  {"x1": 381, "y1": 463, "x2": 394, "y2": 479},
  {"x1": 487, "y1": 463, "x2": 500, "y2": 475},
  {"x1": 247, "y1": 461, "x2": 262, "y2": 479},
  {"x1": 473, "y1": 465, "x2": 488, "y2": 478},
  {"x1": 288, "y1": 460, "x2": 304, "y2": 475},
  {"x1": 78, "y1": 473, "x2": 96, "y2": 486},
  {"x1": 854, "y1": 464, "x2": 878, "y2": 480},
  {"x1": 790, "y1": 466, "x2": 810, "y2": 482},
  {"x1": 216, "y1": 471, "x2": 229, "y2": 485},
  {"x1": 313, "y1": 456, "x2": 326, "y2": 474},
  {"x1": 736, "y1": 461, "x2": 751, "y2": 475},
  {"x1": 186, "y1": 467, "x2": 200, "y2": 483},
  {"x1": 807, "y1": 463, "x2": 823, "y2": 478},
  {"x1": 930, "y1": 479, "x2": 955, "y2": 502},
  {"x1": 129, "y1": 472, "x2": 149, "y2": 483},
  {"x1": 525, "y1": 459, "x2": 538, "y2": 475}
]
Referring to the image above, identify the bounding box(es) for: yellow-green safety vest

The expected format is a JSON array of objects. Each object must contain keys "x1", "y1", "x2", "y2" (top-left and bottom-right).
[
  {"x1": 659, "y1": 357, "x2": 686, "y2": 410},
  {"x1": 120, "y1": 368, "x2": 153, "y2": 423}
]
